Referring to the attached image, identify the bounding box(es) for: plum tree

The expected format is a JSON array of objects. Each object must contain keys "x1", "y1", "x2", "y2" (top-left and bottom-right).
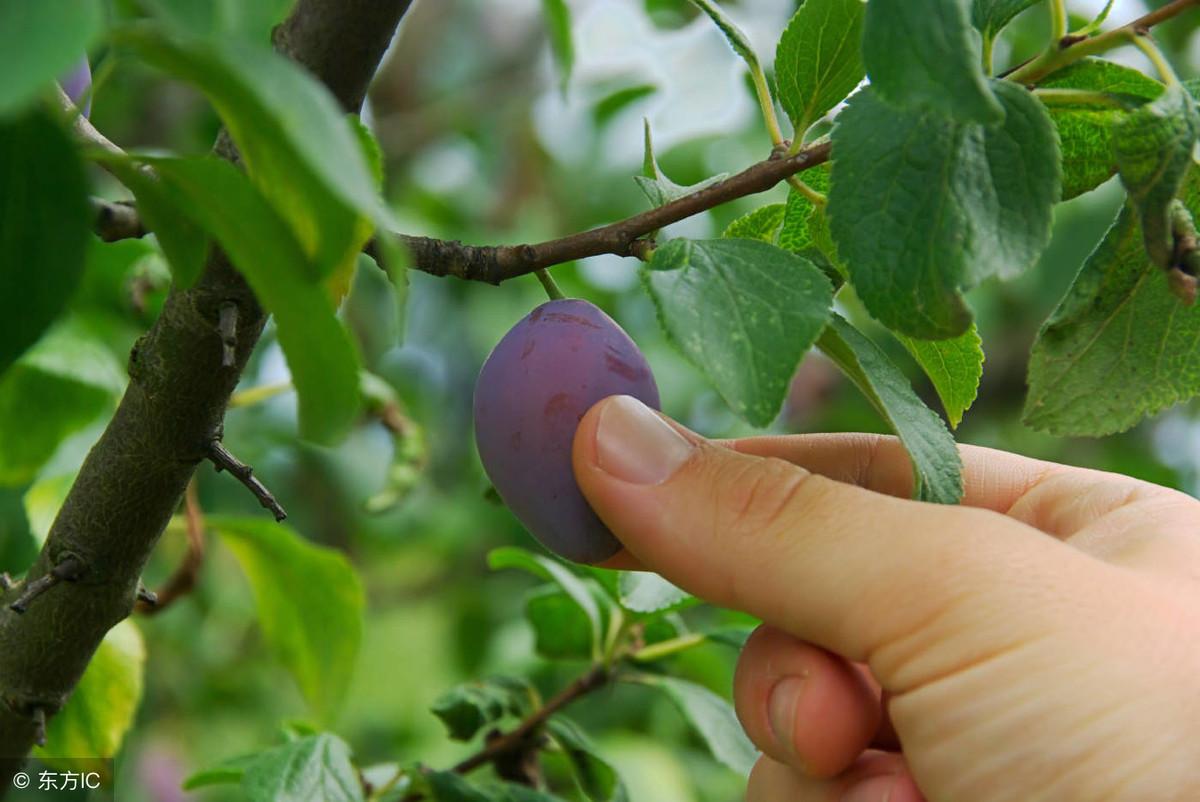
[
  {"x1": 474, "y1": 299, "x2": 660, "y2": 563},
  {"x1": 60, "y1": 56, "x2": 92, "y2": 117}
]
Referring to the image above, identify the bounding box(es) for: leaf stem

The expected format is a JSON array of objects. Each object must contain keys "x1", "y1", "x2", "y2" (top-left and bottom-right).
[
  {"x1": 534, "y1": 268, "x2": 566, "y2": 300},
  {"x1": 1128, "y1": 31, "x2": 1179, "y2": 86},
  {"x1": 1049, "y1": 0, "x2": 1069, "y2": 42},
  {"x1": 750, "y1": 64, "x2": 786, "y2": 147},
  {"x1": 1031, "y1": 87, "x2": 1137, "y2": 110},
  {"x1": 630, "y1": 633, "x2": 708, "y2": 662},
  {"x1": 787, "y1": 176, "x2": 827, "y2": 206}
]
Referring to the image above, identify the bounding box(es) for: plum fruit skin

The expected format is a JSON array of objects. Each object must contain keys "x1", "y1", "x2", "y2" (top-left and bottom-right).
[
  {"x1": 60, "y1": 57, "x2": 91, "y2": 117},
  {"x1": 474, "y1": 299, "x2": 660, "y2": 564}
]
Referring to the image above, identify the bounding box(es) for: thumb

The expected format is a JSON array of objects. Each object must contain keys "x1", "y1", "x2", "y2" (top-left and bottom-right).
[{"x1": 572, "y1": 395, "x2": 1095, "y2": 680}]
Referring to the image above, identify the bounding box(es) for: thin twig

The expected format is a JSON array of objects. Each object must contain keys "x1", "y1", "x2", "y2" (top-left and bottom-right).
[
  {"x1": 57, "y1": 86, "x2": 128, "y2": 182},
  {"x1": 452, "y1": 665, "x2": 610, "y2": 775},
  {"x1": 207, "y1": 440, "x2": 288, "y2": 522},
  {"x1": 138, "y1": 481, "x2": 207, "y2": 616},
  {"x1": 8, "y1": 556, "x2": 86, "y2": 615}
]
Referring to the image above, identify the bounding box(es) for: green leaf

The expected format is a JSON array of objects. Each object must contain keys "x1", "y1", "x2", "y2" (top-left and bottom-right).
[
  {"x1": 829, "y1": 83, "x2": 1060, "y2": 339},
  {"x1": 895, "y1": 326, "x2": 985, "y2": 429},
  {"x1": 115, "y1": 27, "x2": 391, "y2": 278},
  {"x1": 0, "y1": 0, "x2": 102, "y2": 115},
  {"x1": 722, "y1": 204, "x2": 785, "y2": 242},
  {"x1": 525, "y1": 586, "x2": 597, "y2": 661},
  {"x1": 0, "y1": 321, "x2": 124, "y2": 486},
  {"x1": 489, "y1": 547, "x2": 603, "y2": 658},
  {"x1": 183, "y1": 753, "x2": 261, "y2": 790},
  {"x1": 971, "y1": 0, "x2": 1040, "y2": 39},
  {"x1": 541, "y1": 0, "x2": 575, "y2": 94},
  {"x1": 1039, "y1": 59, "x2": 1164, "y2": 199},
  {"x1": 240, "y1": 734, "x2": 364, "y2": 802},
  {"x1": 431, "y1": 677, "x2": 536, "y2": 741},
  {"x1": 38, "y1": 621, "x2": 144, "y2": 761},
  {"x1": 0, "y1": 109, "x2": 91, "y2": 377},
  {"x1": 123, "y1": 156, "x2": 361, "y2": 444},
  {"x1": 636, "y1": 120, "x2": 727, "y2": 208},
  {"x1": 1113, "y1": 83, "x2": 1200, "y2": 268},
  {"x1": 774, "y1": 0, "x2": 866, "y2": 133},
  {"x1": 688, "y1": 0, "x2": 759, "y2": 68},
  {"x1": 817, "y1": 315, "x2": 964, "y2": 504},
  {"x1": 618, "y1": 573, "x2": 694, "y2": 614},
  {"x1": 863, "y1": 0, "x2": 1002, "y2": 124},
  {"x1": 631, "y1": 675, "x2": 758, "y2": 775},
  {"x1": 644, "y1": 238, "x2": 834, "y2": 427},
  {"x1": 1024, "y1": 179, "x2": 1200, "y2": 435},
  {"x1": 102, "y1": 160, "x2": 210, "y2": 287},
  {"x1": 419, "y1": 771, "x2": 568, "y2": 802},
  {"x1": 546, "y1": 718, "x2": 628, "y2": 802},
  {"x1": 778, "y1": 164, "x2": 835, "y2": 264},
  {"x1": 213, "y1": 516, "x2": 365, "y2": 723}
]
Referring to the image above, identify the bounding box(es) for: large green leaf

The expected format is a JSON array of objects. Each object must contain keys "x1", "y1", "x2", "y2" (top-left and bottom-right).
[
  {"x1": 895, "y1": 326, "x2": 985, "y2": 429},
  {"x1": 971, "y1": 0, "x2": 1040, "y2": 40},
  {"x1": 125, "y1": 156, "x2": 361, "y2": 444},
  {"x1": 818, "y1": 316, "x2": 964, "y2": 504},
  {"x1": 829, "y1": 83, "x2": 1060, "y2": 339},
  {"x1": 1024, "y1": 178, "x2": 1200, "y2": 436},
  {"x1": 1039, "y1": 59, "x2": 1164, "y2": 200},
  {"x1": 213, "y1": 516, "x2": 365, "y2": 723},
  {"x1": 0, "y1": 109, "x2": 91, "y2": 377},
  {"x1": 240, "y1": 734, "x2": 364, "y2": 802},
  {"x1": 631, "y1": 675, "x2": 758, "y2": 775},
  {"x1": 0, "y1": 321, "x2": 124, "y2": 486},
  {"x1": 774, "y1": 0, "x2": 865, "y2": 133},
  {"x1": 38, "y1": 621, "x2": 144, "y2": 762},
  {"x1": 431, "y1": 677, "x2": 536, "y2": 742},
  {"x1": 644, "y1": 239, "x2": 834, "y2": 426},
  {"x1": 863, "y1": 0, "x2": 1002, "y2": 124},
  {"x1": 1113, "y1": 83, "x2": 1200, "y2": 268},
  {"x1": 0, "y1": 0, "x2": 102, "y2": 115},
  {"x1": 115, "y1": 27, "x2": 391, "y2": 279},
  {"x1": 547, "y1": 718, "x2": 628, "y2": 802}
]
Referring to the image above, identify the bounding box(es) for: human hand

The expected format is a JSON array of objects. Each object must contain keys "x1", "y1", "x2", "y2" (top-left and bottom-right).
[{"x1": 572, "y1": 395, "x2": 1200, "y2": 802}]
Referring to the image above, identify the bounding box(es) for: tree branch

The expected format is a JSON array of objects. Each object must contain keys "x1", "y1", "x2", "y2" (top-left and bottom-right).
[{"x1": 0, "y1": 0, "x2": 414, "y2": 784}]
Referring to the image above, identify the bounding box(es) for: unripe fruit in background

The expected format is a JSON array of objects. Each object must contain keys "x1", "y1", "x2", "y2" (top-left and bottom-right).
[
  {"x1": 60, "y1": 56, "x2": 92, "y2": 117},
  {"x1": 474, "y1": 299, "x2": 660, "y2": 564}
]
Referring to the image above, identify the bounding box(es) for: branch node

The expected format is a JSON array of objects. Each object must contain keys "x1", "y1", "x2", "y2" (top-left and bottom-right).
[
  {"x1": 207, "y1": 440, "x2": 288, "y2": 521},
  {"x1": 8, "y1": 556, "x2": 86, "y2": 615},
  {"x1": 136, "y1": 584, "x2": 158, "y2": 608},
  {"x1": 218, "y1": 302, "x2": 239, "y2": 368}
]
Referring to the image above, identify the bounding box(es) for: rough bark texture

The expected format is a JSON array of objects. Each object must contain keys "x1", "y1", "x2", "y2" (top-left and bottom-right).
[{"x1": 0, "y1": 0, "x2": 413, "y2": 786}]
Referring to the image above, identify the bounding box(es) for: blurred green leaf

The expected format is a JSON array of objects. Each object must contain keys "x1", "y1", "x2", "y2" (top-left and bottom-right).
[
  {"x1": 1113, "y1": 83, "x2": 1200, "y2": 267},
  {"x1": 629, "y1": 675, "x2": 757, "y2": 775},
  {"x1": 971, "y1": 0, "x2": 1040, "y2": 40},
  {"x1": 541, "y1": 0, "x2": 574, "y2": 94},
  {"x1": 23, "y1": 473, "x2": 74, "y2": 545},
  {"x1": 141, "y1": 0, "x2": 295, "y2": 41},
  {"x1": 240, "y1": 734, "x2": 364, "y2": 802},
  {"x1": 489, "y1": 547, "x2": 602, "y2": 658},
  {"x1": 118, "y1": 155, "x2": 362, "y2": 444},
  {"x1": 115, "y1": 27, "x2": 392, "y2": 278},
  {"x1": 864, "y1": 0, "x2": 1001, "y2": 124},
  {"x1": 895, "y1": 325, "x2": 985, "y2": 429},
  {"x1": 0, "y1": 321, "x2": 123, "y2": 486},
  {"x1": 644, "y1": 238, "x2": 834, "y2": 426},
  {"x1": 419, "y1": 770, "x2": 568, "y2": 802},
  {"x1": 1025, "y1": 177, "x2": 1200, "y2": 436},
  {"x1": 213, "y1": 516, "x2": 365, "y2": 723},
  {"x1": 0, "y1": 109, "x2": 91, "y2": 377},
  {"x1": 1040, "y1": 59, "x2": 1163, "y2": 200},
  {"x1": 829, "y1": 83, "x2": 1060, "y2": 339},
  {"x1": 431, "y1": 677, "x2": 536, "y2": 741},
  {"x1": 525, "y1": 586, "x2": 596, "y2": 661},
  {"x1": 722, "y1": 204, "x2": 785, "y2": 242},
  {"x1": 183, "y1": 753, "x2": 261, "y2": 790},
  {"x1": 0, "y1": 0, "x2": 102, "y2": 115},
  {"x1": 38, "y1": 621, "x2": 145, "y2": 762},
  {"x1": 774, "y1": 0, "x2": 865, "y2": 133},
  {"x1": 546, "y1": 718, "x2": 628, "y2": 802},
  {"x1": 617, "y1": 573, "x2": 693, "y2": 615},
  {"x1": 818, "y1": 315, "x2": 964, "y2": 504}
]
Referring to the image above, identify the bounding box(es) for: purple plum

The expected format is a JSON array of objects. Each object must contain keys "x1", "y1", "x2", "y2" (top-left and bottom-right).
[
  {"x1": 474, "y1": 299, "x2": 660, "y2": 563},
  {"x1": 60, "y1": 56, "x2": 92, "y2": 117}
]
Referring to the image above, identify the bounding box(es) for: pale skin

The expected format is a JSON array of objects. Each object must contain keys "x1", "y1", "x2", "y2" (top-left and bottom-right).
[{"x1": 571, "y1": 395, "x2": 1200, "y2": 802}]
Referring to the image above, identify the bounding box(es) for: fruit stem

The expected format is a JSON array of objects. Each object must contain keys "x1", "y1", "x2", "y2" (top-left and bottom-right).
[{"x1": 534, "y1": 269, "x2": 566, "y2": 301}]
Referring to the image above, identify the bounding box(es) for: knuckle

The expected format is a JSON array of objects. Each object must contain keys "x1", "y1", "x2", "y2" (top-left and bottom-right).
[{"x1": 721, "y1": 456, "x2": 815, "y2": 539}]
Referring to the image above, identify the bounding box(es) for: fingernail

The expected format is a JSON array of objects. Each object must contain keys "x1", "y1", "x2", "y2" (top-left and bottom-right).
[
  {"x1": 594, "y1": 395, "x2": 693, "y2": 485},
  {"x1": 767, "y1": 676, "x2": 805, "y2": 756},
  {"x1": 841, "y1": 775, "x2": 899, "y2": 802}
]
